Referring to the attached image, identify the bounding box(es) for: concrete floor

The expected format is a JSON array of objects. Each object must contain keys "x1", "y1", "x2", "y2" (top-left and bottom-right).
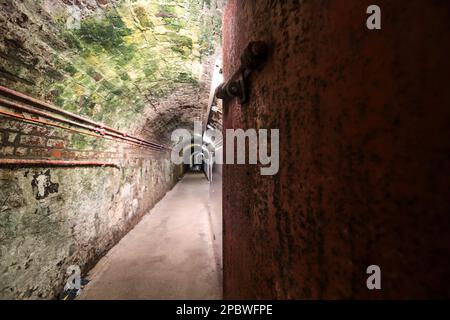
[{"x1": 79, "y1": 172, "x2": 222, "y2": 300}]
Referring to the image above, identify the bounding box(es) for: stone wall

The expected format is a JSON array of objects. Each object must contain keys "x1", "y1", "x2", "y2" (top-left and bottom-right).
[
  {"x1": 222, "y1": 0, "x2": 450, "y2": 299},
  {"x1": 0, "y1": 161, "x2": 182, "y2": 299},
  {"x1": 0, "y1": 0, "x2": 223, "y2": 141},
  {"x1": 0, "y1": 111, "x2": 183, "y2": 299},
  {"x1": 0, "y1": 0, "x2": 222, "y2": 299}
]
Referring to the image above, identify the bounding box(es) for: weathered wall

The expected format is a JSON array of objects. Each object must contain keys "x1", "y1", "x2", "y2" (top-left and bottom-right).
[
  {"x1": 222, "y1": 1, "x2": 450, "y2": 299},
  {"x1": 0, "y1": 161, "x2": 182, "y2": 299},
  {"x1": 0, "y1": 116, "x2": 183, "y2": 299},
  {"x1": 0, "y1": 0, "x2": 222, "y2": 143},
  {"x1": 0, "y1": 0, "x2": 221, "y2": 299}
]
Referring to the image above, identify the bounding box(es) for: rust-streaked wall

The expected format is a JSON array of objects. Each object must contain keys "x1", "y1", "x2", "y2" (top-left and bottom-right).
[{"x1": 222, "y1": 0, "x2": 450, "y2": 299}]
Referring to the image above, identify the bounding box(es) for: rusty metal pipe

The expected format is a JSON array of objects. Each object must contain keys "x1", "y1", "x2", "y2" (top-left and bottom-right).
[
  {"x1": 0, "y1": 159, "x2": 120, "y2": 168},
  {"x1": 0, "y1": 98, "x2": 164, "y2": 151},
  {"x1": 0, "y1": 109, "x2": 150, "y2": 150},
  {"x1": 0, "y1": 98, "x2": 161, "y2": 150},
  {"x1": 0, "y1": 85, "x2": 170, "y2": 150}
]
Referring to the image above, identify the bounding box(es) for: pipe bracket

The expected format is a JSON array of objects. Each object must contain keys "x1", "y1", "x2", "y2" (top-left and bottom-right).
[{"x1": 215, "y1": 41, "x2": 269, "y2": 105}]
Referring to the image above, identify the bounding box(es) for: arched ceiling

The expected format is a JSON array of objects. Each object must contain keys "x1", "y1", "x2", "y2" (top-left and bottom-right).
[{"x1": 0, "y1": 0, "x2": 224, "y2": 146}]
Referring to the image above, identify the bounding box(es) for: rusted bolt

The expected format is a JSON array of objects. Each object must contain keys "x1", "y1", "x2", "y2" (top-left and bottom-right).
[
  {"x1": 215, "y1": 80, "x2": 243, "y2": 99},
  {"x1": 227, "y1": 81, "x2": 242, "y2": 97}
]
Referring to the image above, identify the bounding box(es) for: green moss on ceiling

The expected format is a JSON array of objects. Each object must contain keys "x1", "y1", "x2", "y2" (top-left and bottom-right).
[{"x1": 0, "y1": 0, "x2": 222, "y2": 136}]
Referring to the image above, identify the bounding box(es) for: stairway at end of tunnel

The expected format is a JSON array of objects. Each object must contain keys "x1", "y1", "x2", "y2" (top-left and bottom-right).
[{"x1": 78, "y1": 173, "x2": 222, "y2": 300}]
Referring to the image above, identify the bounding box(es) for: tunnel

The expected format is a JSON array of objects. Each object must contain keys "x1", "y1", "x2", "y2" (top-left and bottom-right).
[{"x1": 1, "y1": 0, "x2": 450, "y2": 302}]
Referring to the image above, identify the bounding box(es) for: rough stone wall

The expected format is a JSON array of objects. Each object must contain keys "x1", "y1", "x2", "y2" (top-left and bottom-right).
[
  {"x1": 0, "y1": 0, "x2": 222, "y2": 141},
  {"x1": 0, "y1": 0, "x2": 220, "y2": 299},
  {"x1": 0, "y1": 116, "x2": 183, "y2": 299},
  {"x1": 0, "y1": 160, "x2": 182, "y2": 299},
  {"x1": 222, "y1": 0, "x2": 450, "y2": 299}
]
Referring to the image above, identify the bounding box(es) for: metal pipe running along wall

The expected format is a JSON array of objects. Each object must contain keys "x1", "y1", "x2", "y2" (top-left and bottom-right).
[
  {"x1": 0, "y1": 159, "x2": 119, "y2": 168},
  {"x1": 0, "y1": 98, "x2": 159, "y2": 151},
  {"x1": 0, "y1": 85, "x2": 171, "y2": 152}
]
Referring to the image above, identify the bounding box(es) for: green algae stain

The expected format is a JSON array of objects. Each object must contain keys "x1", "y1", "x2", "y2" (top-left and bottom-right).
[
  {"x1": 134, "y1": 6, "x2": 154, "y2": 29},
  {"x1": 29, "y1": 0, "x2": 223, "y2": 131},
  {"x1": 75, "y1": 13, "x2": 132, "y2": 52}
]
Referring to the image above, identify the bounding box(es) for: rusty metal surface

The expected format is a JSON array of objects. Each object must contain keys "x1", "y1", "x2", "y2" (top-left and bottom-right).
[{"x1": 222, "y1": 0, "x2": 450, "y2": 299}]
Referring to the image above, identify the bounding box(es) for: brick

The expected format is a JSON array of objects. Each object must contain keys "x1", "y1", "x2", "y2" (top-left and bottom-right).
[
  {"x1": 0, "y1": 119, "x2": 17, "y2": 130},
  {"x1": 28, "y1": 148, "x2": 51, "y2": 158},
  {"x1": 31, "y1": 126, "x2": 50, "y2": 136},
  {"x1": 19, "y1": 135, "x2": 46, "y2": 147},
  {"x1": 0, "y1": 146, "x2": 14, "y2": 156},
  {"x1": 50, "y1": 149, "x2": 62, "y2": 158},
  {"x1": 48, "y1": 128, "x2": 72, "y2": 140},
  {"x1": 62, "y1": 151, "x2": 76, "y2": 159},
  {"x1": 7, "y1": 132, "x2": 18, "y2": 144},
  {"x1": 19, "y1": 124, "x2": 34, "y2": 134},
  {"x1": 0, "y1": 120, "x2": 33, "y2": 133},
  {"x1": 74, "y1": 151, "x2": 87, "y2": 160},
  {"x1": 15, "y1": 147, "x2": 28, "y2": 156},
  {"x1": 47, "y1": 139, "x2": 66, "y2": 148},
  {"x1": 55, "y1": 132, "x2": 72, "y2": 141},
  {"x1": 105, "y1": 147, "x2": 118, "y2": 153}
]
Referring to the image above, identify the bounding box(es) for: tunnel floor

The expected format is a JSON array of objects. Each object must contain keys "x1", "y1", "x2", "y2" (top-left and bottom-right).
[{"x1": 78, "y1": 172, "x2": 222, "y2": 300}]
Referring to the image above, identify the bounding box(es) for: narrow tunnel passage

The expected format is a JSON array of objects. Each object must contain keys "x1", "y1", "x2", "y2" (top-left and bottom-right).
[
  {"x1": 0, "y1": 0, "x2": 225, "y2": 300},
  {"x1": 1, "y1": 0, "x2": 450, "y2": 304},
  {"x1": 79, "y1": 172, "x2": 222, "y2": 300}
]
